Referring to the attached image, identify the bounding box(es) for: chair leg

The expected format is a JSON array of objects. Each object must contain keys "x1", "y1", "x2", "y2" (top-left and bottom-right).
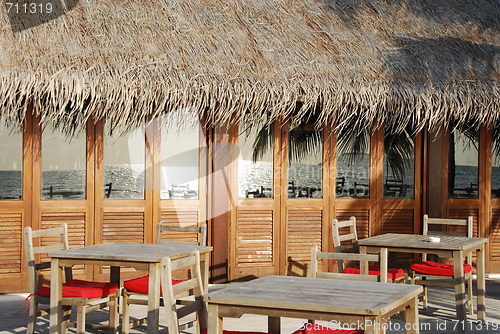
[
  {"x1": 62, "y1": 306, "x2": 72, "y2": 334},
  {"x1": 467, "y1": 275, "x2": 474, "y2": 315},
  {"x1": 76, "y1": 306, "x2": 85, "y2": 334},
  {"x1": 122, "y1": 291, "x2": 131, "y2": 334},
  {"x1": 109, "y1": 293, "x2": 119, "y2": 334},
  {"x1": 422, "y1": 285, "x2": 428, "y2": 309},
  {"x1": 27, "y1": 299, "x2": 37, "y2": 334}
]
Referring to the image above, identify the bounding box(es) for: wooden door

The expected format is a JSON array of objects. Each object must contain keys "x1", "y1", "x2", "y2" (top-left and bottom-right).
[
  {"x1": 0, "y1": 116, "x2": 32, "y2": 292},
  {"x1": 229, "y1": 123, "x2": 281, "y2": 280},
  {"x1": 93, "y1": 120, "x2": 153, "y2": 281}
]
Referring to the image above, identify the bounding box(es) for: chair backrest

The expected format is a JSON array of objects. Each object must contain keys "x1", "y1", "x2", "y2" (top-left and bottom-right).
[
  {"x1": 310, "y1": 245, "x2": 388, "y2": 283},
  {"x1": 422, "y1": 215, "x2": 474, "y2": 263},
  {"x1": 156, "y1": 222, "x2": 207, "y2": 246},
  {"x1": 332, "y1": 217, "x2": 358, "y2": 271},
  {"x1": 423, "y1": 215, "x2": 473, "y2": 238},
  {"x1": 24, "y1": 223, "x2": 71, "y2": 295},
  {"x1": 161, "y1": 250, "x2": 205, "y2": 334}
]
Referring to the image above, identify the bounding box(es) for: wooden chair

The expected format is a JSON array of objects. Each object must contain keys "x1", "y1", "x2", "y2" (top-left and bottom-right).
[
  {"x1": 410, "y1": 215, "x2": 474, "y2": 314},
  {"x1": 291, "y1": 245, "x2": 390, "y2": 334},
  {"x1": 122, "y1": 222, "x2": 207, "y2": 333},
  {"x1": 161, "y1": 250, "x2": 271, "y2": 334},
  {"x1": 310, "y1": 245, "x2": 388, "y2": 283},
  {"x1": 24, "y1": 223, "x2": 119, "y2": 334},
  {"x1": 332, "y1": 217, "x2": 407, "y2": 283}
]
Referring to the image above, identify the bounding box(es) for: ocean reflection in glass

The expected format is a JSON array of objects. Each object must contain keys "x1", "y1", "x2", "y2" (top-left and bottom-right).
[
  {"x1": 383, "y1": 127, "x2": 415, "y2": 198},
  {"x1": 160, "y1": 110, "x2": 200, "y2": 199},
  {"x1": 336, "y1": 128, "x2": 370, "y2": 198},
  {"x1": 288, "y1": 122, "x2": 322, "y2": 198},
  {"x1": 449, "y1": 127, "x2": 479, "y2": 199},
  {"x1": 41, "y1": 126, "x2": 86, "y2": 200},
  {"x1": 238, "y1": 124, "x2": 273, "y2": 199},
  {"x1": 104, "y1": 124, "x2": 145, "y2": 199},
  {"x1": 0, "y1": 123, "x2": 22, "y2": 200}
]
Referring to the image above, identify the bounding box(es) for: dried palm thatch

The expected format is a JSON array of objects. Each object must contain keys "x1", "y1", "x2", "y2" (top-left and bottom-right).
[{"x1": 0, "y1": 0, "x2": 498, "y2": 134}]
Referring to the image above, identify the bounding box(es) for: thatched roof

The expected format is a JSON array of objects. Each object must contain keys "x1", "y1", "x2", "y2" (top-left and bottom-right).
[{"x1": 0, "y1": 0, "x2": 499, "y2": 134}]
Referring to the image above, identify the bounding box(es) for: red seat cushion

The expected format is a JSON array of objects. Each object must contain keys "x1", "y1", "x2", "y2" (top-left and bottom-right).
[
  {"x1": 202, "y1": 329, "x2": 274, "y2": 334},
  {"x1": 410, "y1": 261, "x2": 473, "y2": 277},
  {"x1": 37, "y1": 279, "x2": 118, "y2": 299},
  {"x1": 293, "y1": 323, "x2": 364, "y2": 334},
  {"x1": 123, "y1": 275, "x2": 183, "y2": 295},
  {"x1": 343, "y1": 265, "x2": 405, "y2": 280}
]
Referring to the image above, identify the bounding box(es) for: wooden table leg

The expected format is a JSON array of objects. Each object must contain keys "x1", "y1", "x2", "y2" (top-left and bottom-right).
[
  {"x1": 476, "y1": 244, "x2": 486, "y2": 321},
  {"x1": 268, "y1": 316, "x2": 281, "y2": 334},
  {"x1": 109, "y1": 266, "x2": 120, "y2": 334},
  {"x1": 147, "y1": 262, "x2": 161, "y2": 334},
  {"x1": 49, "y1": 258, "x2": 63, "y2": 334},
  {"x1": 405, "y1": 297, "x2": 420, "y2": 334},
  {"x1": 207, "y1": 304, "x2": 223, "y2": 334},
  {"x1": 453, "y1": 250, "x2": 468, "y2": 334}
]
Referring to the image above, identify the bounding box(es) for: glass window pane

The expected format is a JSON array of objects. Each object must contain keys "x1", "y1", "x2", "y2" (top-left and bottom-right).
[
  {"x1": 336, "y1": 129, "x2": 370, "y2": 198},
  {"x1": 42, "y1": 126, "x2": 86, "y2": 200},
  {"x1": 383, "y1": 127, "x2": 415, "y2": 198},
  {"x1": 160, "y1": 110, "x2": 200, "y2": 199},
  {"x1": 493, "y1": 127, "x2": 500, "y2": 198},
  {"x1": 0, "y1": 123, "x2": 22, "y2": 200},
  {"x1": 238, "y1": 124, "x2": 273, "y2": 199},
  {"x1": 449, "y1": 127, "x2": 479, "y2": 199},
  {"x1": 288, "y1": 122, "x2": 322, "y2": 198},
  {"x1": 104, "y1": 124, "x2": 145, "y2": 199}
]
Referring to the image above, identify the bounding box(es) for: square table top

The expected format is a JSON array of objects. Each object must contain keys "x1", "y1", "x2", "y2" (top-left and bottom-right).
[
  {"x1": 48, "y1": 241, "x2": 212, "y2": 263},
  {"x1": 205, "y1": 275, "x2": 422, "y2": 316},
  {"x1": 357, "y1": 233, "x2": 487, "y2": 251}
]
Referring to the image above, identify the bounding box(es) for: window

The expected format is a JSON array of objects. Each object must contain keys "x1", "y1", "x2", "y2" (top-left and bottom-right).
[
  {"x1": 0, "y1": 123, "x2": 22, "y2": 200},
  {"x1": 104, "y1": 124, "x2": 145, "y2": 199},
  {"x1": 383, "y1": 126, "x2": 415, "y2": 198},
  {"x1": 288, "y1": 120, "x2": 322, "y2": 198},
  {"x1": 449, "y1": 126, "x2": 479, "y2": 199},
  {"x1": 336, "y1": 127, "x2": 370, "y2": 198},
  {"x1": 492, "y1": 126, "x2": 500, "y2": 198},
  {"x1": 238, "y1": 123, "x2": 273, "y2": 199},
  {"x1": 42, "y1": 126, "x2": 86, "y2": 200},
  {"x1": 160, "y1": 109, "x2": 200, "y2": 199}
]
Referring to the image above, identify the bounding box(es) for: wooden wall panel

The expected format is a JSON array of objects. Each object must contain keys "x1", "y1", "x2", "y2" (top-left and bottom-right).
[
  {"x1": 0, "y1": 212, "x2": 23, "y2": 276},
  {"x1": 159, "y1": 210, "x2": 199, "y2": 243},
  {"x1": 448, "y1": 208, "x2": 480, "y2": 237},
  {"x1": 382, "y1": 208, "x2": 415, "y2": 267},
  {"x1": 102, "y1": 211, "x2": 145, "y2": 243},
  {"x1": 335, "y1": 208, "x2": 370, "y2": 239},
  {"x1": 287, "y1": 209, "x2": 322, "y2": 260},
  {"x1": 491, "y1": 209, "x2": 500, "y2": 259},
  {"x1": 236, "y1": 210, "x2": 273, "y2": 266},
  {"x1": 286, "y1": 209, "x2": 322, "y2": 276}
]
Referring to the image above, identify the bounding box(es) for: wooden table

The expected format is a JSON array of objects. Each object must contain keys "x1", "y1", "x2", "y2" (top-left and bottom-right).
[
  {"x1": 358, "y1": 233, "x2": 487, "y2": 333},
  {"x1": 206, "y1": 275, "x2": 423, "y2": 334},
  {"x1": 48, "y1": 242, "x2": 212, "y2": 334}
]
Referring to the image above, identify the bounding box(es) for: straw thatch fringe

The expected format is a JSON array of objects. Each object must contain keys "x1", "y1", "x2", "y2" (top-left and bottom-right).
[{"x1": 0, "y1": 0, "x2": 498, "y2": 135}]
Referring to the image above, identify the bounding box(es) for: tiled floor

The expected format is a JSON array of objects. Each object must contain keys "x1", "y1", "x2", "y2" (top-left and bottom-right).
[{"x1": 1, "y1": 278, "x2": 500, "y2": 334}]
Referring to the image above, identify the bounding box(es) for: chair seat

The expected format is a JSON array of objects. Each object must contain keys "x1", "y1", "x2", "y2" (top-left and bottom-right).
[
  {"x1": 37, "y1": 279, "x2": 118, "y2": 299},
  {"x1": 293, "y1": 324, "x2": 364, "y2": 334},
  {"x1": 123, "y1": 275, "x2": 183, "y2": 295},
  {"x1": 202, "y1": 329, "x2": 274, "y2": 334},
  {"x1": 410, "y1": 261, "x2": 473, "y2": 277},
  {"x1": 344, "y1": 265, "x2": 405, "y2": 280}
]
